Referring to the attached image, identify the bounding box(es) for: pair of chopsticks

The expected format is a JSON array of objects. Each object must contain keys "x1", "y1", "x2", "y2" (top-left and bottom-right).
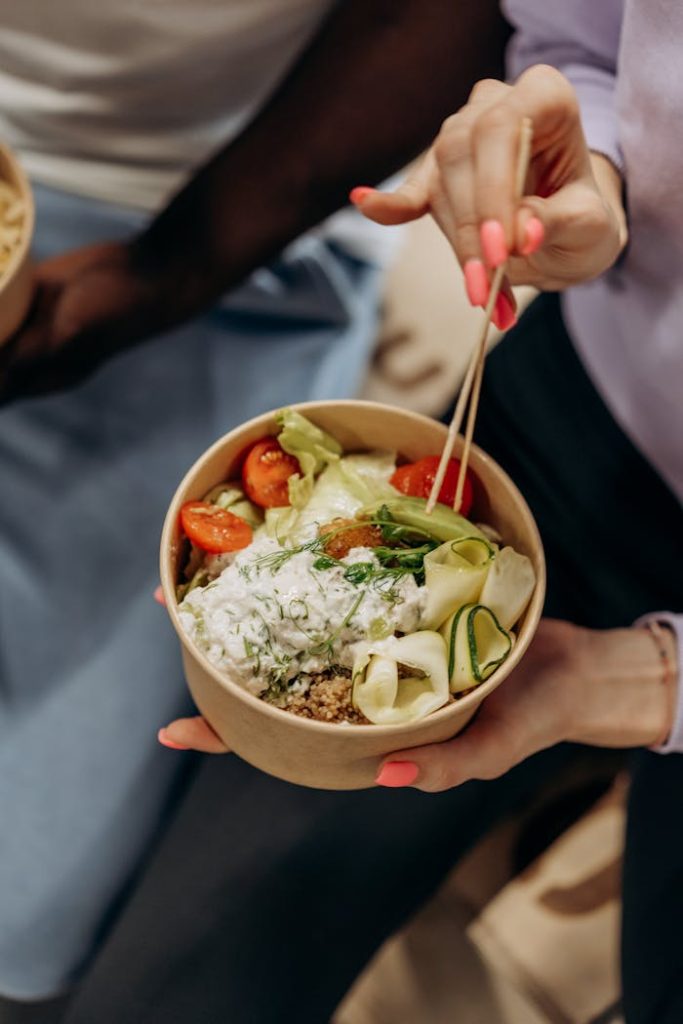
[{"x1": 426, "y1": 117, "x2": 533, "y2": 515}]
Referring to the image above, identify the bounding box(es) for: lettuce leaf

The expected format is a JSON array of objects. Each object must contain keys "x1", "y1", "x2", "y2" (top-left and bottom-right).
[
  {"x1": 275, "y1": 408, "x2": 342, "y2": 509},
  {"x1": 202, "y1": 483, "x2": 263, "y2": 527},
  {"x1": 290, "y1": 452, "x2": 397, "y2": 543}
]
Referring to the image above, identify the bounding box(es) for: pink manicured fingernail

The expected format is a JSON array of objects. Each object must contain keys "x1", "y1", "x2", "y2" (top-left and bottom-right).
[
  {"x1": 154, "y1": 585, "x2": 166, "y2": 607},
  {"x1": 376, "y1": 761, "x2": 419, "y2": 787},
  {"x1": 157, "y1": 728, "x2": 189, "y2": 751},
  {"x1": 349, "y1": 186, "x2": 375, "y2": 205},
  {"x1": 492, "y1": 291, "x2": 517, "y2": 332},
  {"x1": 463, "y1": 259, "x2": 490, "y2": 307},
  {"x1": 480, "y1": 219, "x2": 508, "y2": 268},
  {"x1": 521, "y1": 216, "x2": 545, "y2": 256}
]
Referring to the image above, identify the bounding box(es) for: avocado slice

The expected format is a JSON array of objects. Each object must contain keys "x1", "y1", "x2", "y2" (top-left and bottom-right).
[{"x1": 359, "y1": 496, "x2": 487, "y2": 544}]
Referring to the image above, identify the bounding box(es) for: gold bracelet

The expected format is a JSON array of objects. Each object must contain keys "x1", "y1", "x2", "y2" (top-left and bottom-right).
[{"x1": 643, "y1": 621, "x2": 677, "y2": 747}]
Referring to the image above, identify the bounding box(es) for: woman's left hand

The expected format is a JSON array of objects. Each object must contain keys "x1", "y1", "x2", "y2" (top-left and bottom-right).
[
  {"x1": 158, "y1": 716, "x2": 229, "y2": 753},
  {"x1": 377, "y1": 619, "x2": 675, "y2": 792}
]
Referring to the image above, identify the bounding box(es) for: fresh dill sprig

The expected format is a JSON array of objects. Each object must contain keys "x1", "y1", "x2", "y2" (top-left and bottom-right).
[
  {"x1": 305, "y1": 590, "x2": 366, "y2": 662},
  {"x1": 248, "y1": 536, "x2": 323, "y2": 576}
]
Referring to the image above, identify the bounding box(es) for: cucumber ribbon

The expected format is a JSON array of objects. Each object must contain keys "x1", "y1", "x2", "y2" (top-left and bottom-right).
[
  {"x1": 478, "y1": 546, "x2": 536, "y2": 630},
  {"x1": 441, "y1": 604, "x2": 512, "y2": 693},
  {"x1": 352, "y1": 630, "x2": 449, "y2": 724},
  {"x1": 420, "y1": 536, "x2": 495, "y2": 630}
]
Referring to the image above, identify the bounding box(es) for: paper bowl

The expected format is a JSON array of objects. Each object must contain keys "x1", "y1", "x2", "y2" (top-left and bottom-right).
[
  {"x1": 0, "y1": 143, "x2": 35, "y2": 346},
  {"x1": 161, "y1": 401, "x2": 545, "y2": 790}
]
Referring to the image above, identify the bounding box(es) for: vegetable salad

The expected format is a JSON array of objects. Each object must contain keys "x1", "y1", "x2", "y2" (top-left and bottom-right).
[{"x1": 176, "y1": 410, "x2": 536, "y2": 726}]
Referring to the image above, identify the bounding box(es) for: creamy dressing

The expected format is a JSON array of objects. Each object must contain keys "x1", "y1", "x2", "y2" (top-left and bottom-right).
[{"x1": 179, "y1": 536, "x2": 424, "y2": 696}]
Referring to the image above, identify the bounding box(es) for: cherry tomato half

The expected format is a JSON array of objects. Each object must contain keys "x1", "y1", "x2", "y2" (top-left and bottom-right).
[
  {"x1": 390, "y1": 455, "x2": 474, "y2": 516},
  {"x1": 242, "y1": 437, "x2": 300, "y2": 508},
  {"x1": 180, "y1": 501, "x2": 253, "y2": 553}
]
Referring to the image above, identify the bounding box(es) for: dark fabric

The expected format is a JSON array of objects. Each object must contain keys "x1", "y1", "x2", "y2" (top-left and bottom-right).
[
  {"x1": 622, "y1": 751, "x2": 683, "y2": 1024},
  {"x1": 0, "y1": 996, "x2": 70, "y2": 1024},
  {"x1": 59, "y1": 293, "x2": 681, "y2": 1024},
  {"x1": 63, "y1": 745, "x2": 573, "y2": 1024},
  {"x1": 473, "y1": 294, "x2": 683, "y2": 628},
  {"x1": 472, "y1": 293, "x2": 683, "y2": 1024}
]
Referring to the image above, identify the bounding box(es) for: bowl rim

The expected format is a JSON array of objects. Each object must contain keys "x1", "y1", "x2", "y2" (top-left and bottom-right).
[
  {"x1": 0, "y1": 142, "x2": 35, "y2": 293},
  {"x1": 160, "y1": 399, "x2": 546, "y2": 738}
]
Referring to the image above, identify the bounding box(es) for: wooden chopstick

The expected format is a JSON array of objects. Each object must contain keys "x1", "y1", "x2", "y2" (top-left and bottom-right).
[
  {"x1": 425, "y1": 117, "x2": 533, "y2": 515},
  {"x1": 452, "y1": 117, "x2": 533, "y2": 512}
]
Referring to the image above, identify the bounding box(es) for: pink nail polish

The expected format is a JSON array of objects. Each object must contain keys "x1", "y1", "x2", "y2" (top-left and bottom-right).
[
  {"x1": 349, "y1": 186, "x2": 375, "y2": 205},
  {"x1": 463, "y1": 259, "x2": 490, "y2": 307},
  {"x1": 480, "y1": 220, "x2": 508, "y2": 268},
  {"x1": 521, "y1": 216, "x2": 544, "y2": 256},
  {"x1": 154, "y1": 585, "x2": 166, "y2": 607},
  {"x1": 492, "y1": 292, "x2": 517, "y2": 332},
  {"x1": 157, "y1": 728, "x2": 189, "y2": 751},
  {"x1": 376, "y1": 761, "x2": 419, "y2": 788}
]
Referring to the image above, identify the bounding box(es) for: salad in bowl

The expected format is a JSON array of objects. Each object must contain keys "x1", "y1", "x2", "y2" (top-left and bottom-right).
[
  {"x1": 161, "y1": 400, "x2": 544, "y2": 788},
  {"x1": 173, "y1": 409, "x2": 537, "y2": 730}
]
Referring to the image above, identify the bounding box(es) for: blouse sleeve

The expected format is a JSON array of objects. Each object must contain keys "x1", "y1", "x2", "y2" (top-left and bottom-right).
[{"x1": 502, "y1": 0, "x2": 625, "y2": 171}]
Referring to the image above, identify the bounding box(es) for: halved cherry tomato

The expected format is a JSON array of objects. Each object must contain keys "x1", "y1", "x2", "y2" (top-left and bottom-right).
[
  {"x1": 390, "y1": 455, "x2": 474, "y2": 516},
  {"x1": 180, "y1": 501, "x2": 253, "y2": 553},
  {"x1": 242, "y1": 437, "x2": 300, "y2": 508}
]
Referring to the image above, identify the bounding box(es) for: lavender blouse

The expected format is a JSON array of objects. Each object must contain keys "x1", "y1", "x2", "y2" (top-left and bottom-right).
[{"x1": 503, "y1": 0, "x2": 683, "y2": 750}]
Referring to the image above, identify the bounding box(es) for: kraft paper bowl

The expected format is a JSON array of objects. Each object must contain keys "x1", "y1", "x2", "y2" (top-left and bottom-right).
[
  {"x1": 161, "y1": 400, "x2": 545, "y2": 790},
  {"x1": 0, "y1": 143, "x2": 34, "y2": 345}
]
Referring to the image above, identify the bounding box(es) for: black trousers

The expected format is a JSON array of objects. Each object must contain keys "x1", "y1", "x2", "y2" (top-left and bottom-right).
[
  {"x1": 18, "y1": 295, "x2": 680, "y2": 1024},
  {"x1": 473, "y1": 294, "x2": 683, "y2": 1024}
]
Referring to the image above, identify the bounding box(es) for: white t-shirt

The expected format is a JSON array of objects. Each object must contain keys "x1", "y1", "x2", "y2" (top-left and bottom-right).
[{"x1": 0, "y1": 0, "x2": 398, "y2": 263}]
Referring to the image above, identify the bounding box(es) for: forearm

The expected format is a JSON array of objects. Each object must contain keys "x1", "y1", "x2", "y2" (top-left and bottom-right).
[
  {"x1": 132, "y1": 0, "x2": 511, "y2": 322},
  {"x1": 568, "y1": 625, "x2": 677, "y2": 749}
]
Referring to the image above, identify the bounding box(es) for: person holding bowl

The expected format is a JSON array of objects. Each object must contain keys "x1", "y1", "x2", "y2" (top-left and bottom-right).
[{"x1": 170, "y1": 2, "x2": 683, "y2": 1021}]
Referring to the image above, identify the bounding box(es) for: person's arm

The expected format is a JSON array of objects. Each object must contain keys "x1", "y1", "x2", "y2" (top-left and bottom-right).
[
  {"x1": 2, "y1": 0, "x2": 511, "y2": 399},
  {"x1": 353, "y1": 0, "x2": 628, "y2": 327}
]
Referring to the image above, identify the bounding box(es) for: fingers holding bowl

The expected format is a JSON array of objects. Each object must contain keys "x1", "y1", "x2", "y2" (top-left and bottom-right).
[{"x1": 158, "y1": 716, "x2": 230, "y2": 754}]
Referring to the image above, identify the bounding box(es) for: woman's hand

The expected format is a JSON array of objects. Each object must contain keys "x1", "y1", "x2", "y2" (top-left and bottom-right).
[
  {"x1": 376, "y1": 620, "x2": 676, "y2": 793},
  {"x1": 352, "y1": 65, "x2": 627, "y2": 328},
  {"x1": 158, "y1": 717, "x2": 229, "y2": 754}
]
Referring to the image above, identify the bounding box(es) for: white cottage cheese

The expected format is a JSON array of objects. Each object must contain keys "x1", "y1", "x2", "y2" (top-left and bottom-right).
[{"x1": 179, "y1": 536, "x2": 424, "y2": 696}]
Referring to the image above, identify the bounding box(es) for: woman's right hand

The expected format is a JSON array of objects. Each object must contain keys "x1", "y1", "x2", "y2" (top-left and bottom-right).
[{"x1": 352, "y1": 65, "x2": 627, "y2": 327}]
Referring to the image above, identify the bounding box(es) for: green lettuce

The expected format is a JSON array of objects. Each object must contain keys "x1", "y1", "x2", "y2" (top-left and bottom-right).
[
  {"x1": 202, "y1": 483, "x2": 263, "y2": 527},
  {"x1": 290, "y1": 452, "x2": 397, "y2": 543},
  {"x1": 275, "y1": 408, "x2": 342, "y2": 509}
]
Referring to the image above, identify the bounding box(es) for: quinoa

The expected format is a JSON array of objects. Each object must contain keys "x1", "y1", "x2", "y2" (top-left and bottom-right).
[
  {"x1": 278, "y1": 670, "x2": 370, "y2": 725},
  {"x1": 271, "y1": 664, "x2": 464, "y2": 725}
]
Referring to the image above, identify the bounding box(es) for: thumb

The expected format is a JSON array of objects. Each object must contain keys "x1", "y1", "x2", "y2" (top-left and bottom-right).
[
  {"x1": 379, "y1": 714, "x2": 518, "y2": 793},
  {"x1": 513, "y1": 179, "x2": 610, "y2": 256},
  {"x1": 350, "y1": 151, "x2": 435, "y2": 226},
  {"x1": 158, "y1": 716, "x2": 230, "y2": 754}
]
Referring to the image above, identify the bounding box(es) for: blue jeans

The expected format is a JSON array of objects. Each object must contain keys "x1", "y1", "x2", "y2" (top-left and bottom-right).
[{"x1": 0, "y1": 185, "x2": 380, "y2": 998}]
